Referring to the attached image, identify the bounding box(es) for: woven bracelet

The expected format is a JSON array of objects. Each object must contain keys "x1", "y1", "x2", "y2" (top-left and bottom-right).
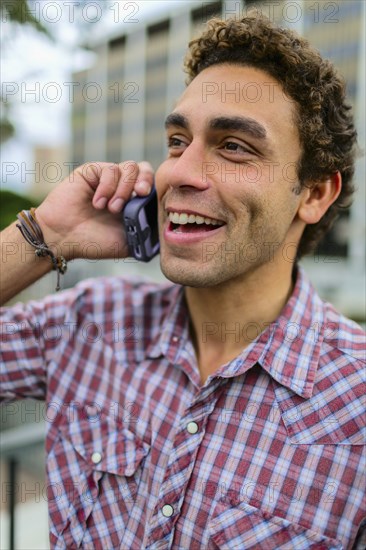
[{"x1": 16, "y1": 208, "x2": 67, "y2": 291}]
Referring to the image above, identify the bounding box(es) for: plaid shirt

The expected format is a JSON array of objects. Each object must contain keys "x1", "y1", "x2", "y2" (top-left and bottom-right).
[{"x1": 1, "y1": 267, "x2": 365, "y2": 549}]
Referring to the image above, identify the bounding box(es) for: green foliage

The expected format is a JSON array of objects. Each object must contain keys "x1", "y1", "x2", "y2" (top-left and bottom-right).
[
  {"x1": 0, "y1": 112, "x2": 15, "y2": 144},
  {"x1": 0, "y1": 0, "x2": 50, "y2": 36},
  {"x1": 0, "y1": 190, "x2": 38, "y2": 230}
]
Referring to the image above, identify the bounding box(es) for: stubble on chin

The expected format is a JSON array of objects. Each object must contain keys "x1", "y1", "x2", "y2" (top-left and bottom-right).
[{"x1": 159, "y1": 252, "x2": 246, "y2": 288}]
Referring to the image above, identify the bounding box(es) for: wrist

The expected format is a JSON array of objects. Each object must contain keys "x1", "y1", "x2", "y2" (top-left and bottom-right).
[{"x1": 16, "y1": 208, "x2": 68, "y2": 291}]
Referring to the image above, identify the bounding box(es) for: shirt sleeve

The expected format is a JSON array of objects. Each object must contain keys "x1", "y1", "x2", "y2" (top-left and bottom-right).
[{"x1": 0, "y1": 285, "x2": 84, "y2": 402}]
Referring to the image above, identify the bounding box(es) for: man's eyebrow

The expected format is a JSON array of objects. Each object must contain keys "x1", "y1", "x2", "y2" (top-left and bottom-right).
[
  {"x1": 209, "y1": 116, "x2": 267, "y2": 140},
  {"x1": 164, "y1": 113, "x2": 269, "y2": 144},
  {"x1": 165, "y1": 113, "x2": 189, "y2": 129}
]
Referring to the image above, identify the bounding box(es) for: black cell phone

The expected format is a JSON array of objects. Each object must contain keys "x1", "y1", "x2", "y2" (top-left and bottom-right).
[{"x1": 122, "y1": 185, "x2": 160, "y2": 262}]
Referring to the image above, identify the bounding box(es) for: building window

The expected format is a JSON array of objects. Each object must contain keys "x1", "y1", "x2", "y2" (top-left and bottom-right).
[{"x1": 191, "y1": 1, "x2": 222, "y2": 27}]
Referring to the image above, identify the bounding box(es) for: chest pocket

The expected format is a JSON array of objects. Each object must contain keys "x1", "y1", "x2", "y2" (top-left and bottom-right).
[
  {"x1": 48, "y1": 407, "x2": 150, "y2": 548},
  {"x1": 209, "y1": 500, "x2": 343, "y2": 550}
]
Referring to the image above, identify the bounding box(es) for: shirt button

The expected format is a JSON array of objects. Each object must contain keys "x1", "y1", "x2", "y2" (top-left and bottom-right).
[
  {"x1": 172, "y1": 336, "x2": 178, "y2": 343},
  {"x1": 86, "y1": 405, "x2": 98, "y2": 418},
  {"x1": 161, "y1": 504, "x2": 174, "y2": 517},
  {"x1": 91, "y1": 451, "x2": 102, "y2": 464},
  {"x1": 187, "y1": 421, "x2": 199, "y2": 434}
]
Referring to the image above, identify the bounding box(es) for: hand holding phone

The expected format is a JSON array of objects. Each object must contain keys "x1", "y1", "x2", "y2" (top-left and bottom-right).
[{"x1": 122, "y1": 185, "x2": 160, "y2": 262}]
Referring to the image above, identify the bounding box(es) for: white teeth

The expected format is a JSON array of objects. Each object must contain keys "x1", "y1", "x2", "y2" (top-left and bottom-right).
[{"x1": 168, "y1": 212, "x2": 223, "y2": 226}]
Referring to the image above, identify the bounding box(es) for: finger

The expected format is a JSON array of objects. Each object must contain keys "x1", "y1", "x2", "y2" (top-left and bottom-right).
[
  {"x1": 108, "y1": 161, "x2": 139, "y2": 213},
  {"x1": 75, "y1": 161, "x2": 111, "y2": 188},
  {"x1": 92, "y1": 163, "x2": 122, "y2": 209},
  {"x1": 134, "y1": 161, "x2": 154, "y2": 195}
]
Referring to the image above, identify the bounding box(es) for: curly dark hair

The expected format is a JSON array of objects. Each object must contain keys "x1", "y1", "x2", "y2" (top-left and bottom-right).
[{"x1": 184, "y1": 10, "x2": 358, "y2": 258}]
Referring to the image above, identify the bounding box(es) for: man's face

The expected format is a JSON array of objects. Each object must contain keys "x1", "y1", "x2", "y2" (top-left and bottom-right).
[{"x1": 155, "y1": 64, "x2": 305, "y2": 287}]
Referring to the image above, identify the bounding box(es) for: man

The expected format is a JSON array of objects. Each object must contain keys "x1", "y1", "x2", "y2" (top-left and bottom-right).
[{"x1": 1, "y1": 10, "x2": 365, "y2": 550}]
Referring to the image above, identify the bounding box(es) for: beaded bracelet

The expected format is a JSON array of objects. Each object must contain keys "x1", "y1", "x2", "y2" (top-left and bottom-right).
[{"x1": 16, "y1": 208, "x2": 67, "y2": 291}]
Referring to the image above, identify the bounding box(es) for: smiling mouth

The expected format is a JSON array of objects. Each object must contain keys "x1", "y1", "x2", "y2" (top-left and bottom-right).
[{"x1": 168, "y1": 211, "x2": 225, "y2": 233}]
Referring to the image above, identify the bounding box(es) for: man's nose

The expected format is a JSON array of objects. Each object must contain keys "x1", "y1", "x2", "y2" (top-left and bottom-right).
[{"x1": 168, "y1": 141, "x2": 211, "y2": 191}]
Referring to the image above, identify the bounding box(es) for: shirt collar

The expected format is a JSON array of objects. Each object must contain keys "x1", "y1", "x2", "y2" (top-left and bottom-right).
[
  {"x1": 258, "y1": 266, "x2": 325, "y2": 398},
  {"x1": 216, "y1": 266, "x2": 325, "y2": 398},
  {"x1": 147, "y1": 266, "x2": 325, "y2": 399},
  {"x1": 146, "y1": 284, "x2": 191, "y2": 363}
]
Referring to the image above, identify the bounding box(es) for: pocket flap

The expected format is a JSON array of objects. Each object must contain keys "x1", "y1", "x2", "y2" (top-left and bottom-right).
[
  {"x1": 210, "y1": 500, "x2": 343, "y2": 549},
  {"x1": 58, "y1": 406, "x2": 149, "y2": 476}
]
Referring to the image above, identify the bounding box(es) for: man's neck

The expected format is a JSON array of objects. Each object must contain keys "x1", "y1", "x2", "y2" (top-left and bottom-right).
[{"x1": 184, "y1": 261, "x2": 296, "y2": 383}]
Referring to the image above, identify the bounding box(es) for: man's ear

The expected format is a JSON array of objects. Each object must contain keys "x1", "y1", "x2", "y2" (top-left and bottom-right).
[{"x1": 297, "y1": 172, "x2": 342, "y2": 225}]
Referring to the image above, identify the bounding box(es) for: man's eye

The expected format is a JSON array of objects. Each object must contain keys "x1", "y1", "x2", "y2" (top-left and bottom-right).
[
  {"x1": 223, "y1": 141, "x2": 248, "y2": 153},
  {"x1": 168, "y1": 137, "x2": 186, "y2": 148}
]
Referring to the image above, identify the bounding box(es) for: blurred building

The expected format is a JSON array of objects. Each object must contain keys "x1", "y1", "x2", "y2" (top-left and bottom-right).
[
  {"x1": 1, "y1": 1, "x2": 365, "y2": 548},
  {"x1": 29, "y1": 145, "x2": 70, "y2": 200}
]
